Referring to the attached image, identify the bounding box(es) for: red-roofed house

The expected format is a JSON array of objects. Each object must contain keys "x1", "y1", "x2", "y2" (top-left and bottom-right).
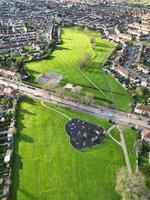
[
  {"x1": 141, "y1": 129, "x2": 150, "y2": 143},
  {"x1": 135, "y1": 103, "x2": 150, "y2": 116}
]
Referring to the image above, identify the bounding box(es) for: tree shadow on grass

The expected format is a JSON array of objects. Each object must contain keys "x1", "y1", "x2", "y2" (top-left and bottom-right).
[
  {"x1": 96, "y1": 42, "x2": 113, "y2": 48},
  {"x1": 25, "y1": 69, "x2": 41, "y2": 83},
  {"x1": 10, "y1": 97, "x2": 35, "y2": 200},
  {"x1": 19, "y1": 134, "x2": 34, "y2": 144},
  {"x1": 62, "y1": 37, "x2": 72, "y2": 41},
  {"x1": 83, "y1": 62, "x2": 103, "y2": 73},
  {"x1": 22, "y1": 97, "x2": 37, "y2": 106},
  {"x1": 18, "y1": 188, "x2": 37, "y2": 200},
  {"x1": 25, "y1": 55, "x2": 56, "y2": 66},
  {"x1": 10, "y1": 150, "x2": 23, "y2": 200},
  {"x1": 95, "y1": 47, "x2": 110, "y2": 52},
  {"x1": 20, "y1": 109, "x2": 37, "y2": 116},
  {"x1": 56, "y1": 46, "x2": 70, "y2": 51},
  {"x1": 43, "y1": 55, "x2": 56, "y2": 61}
]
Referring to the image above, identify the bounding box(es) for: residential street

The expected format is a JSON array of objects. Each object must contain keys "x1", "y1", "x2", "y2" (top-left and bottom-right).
[{"x1": 0, "y1": 76, "x2": 149, "y2": 130}]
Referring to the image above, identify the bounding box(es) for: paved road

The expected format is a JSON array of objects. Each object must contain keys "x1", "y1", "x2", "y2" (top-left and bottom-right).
[{"x1": 0, "y1": 77, "x2": 149, "y2": 130}]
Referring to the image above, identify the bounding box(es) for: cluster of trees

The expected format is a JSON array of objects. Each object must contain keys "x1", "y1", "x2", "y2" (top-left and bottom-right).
[
  {"x1": 43, "y1": 83, "x2": 94, "y2": 105},
  {"x1": 134, "y1": 86, "x2": 150, "y2": 104},
  {"x1": 0, "y1": 96, "x2": 16, "y2": 131},
  {"x1": 78, "y1": 52, "x2": 93, "y2": 69},
  {"x1": 44, "y1": 39, "x2": 56, "y2": 51},
  {"x1": 0, "y1": 96, "x2": 13, "y2": 110},
  {"x1": 137, "y1": 142, "x2": 150, "y2": 177},
  {"x1": 0, "y1": 54, "x2": 23, "y2": 71},
  {"x1": 0, "y1": 54, "x2": 29, "y2": 80},
  {"x1": 116, "y1": 167, "x2": 150, "y2": 200}
]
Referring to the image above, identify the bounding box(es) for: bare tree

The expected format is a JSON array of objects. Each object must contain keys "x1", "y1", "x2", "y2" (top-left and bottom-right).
[
  {"x1": 82, "y1": 93, "x2": 93, "y2": 105},
  {"x1": 78, "y1": 52, "x2": 92, "y2": 69},
  {"x1": 43, "y1": 83, "x2": 57, "y2": 93},
  {"x1": 84, "y1": 27, "x2": 89, "y2": 34},
  {"x1": 78, "y1": 59, "x2": 86, "y2": 69},
  {"x1": 116, "y1": 167, "x2": 150, "y2": 200},
  {"x1": 55, "y1": 87, "x2": 64, "y2": 98},
  {"x1": 84, "y1": 52, "x2": 92, "y2": 63},
  {"x1": 90, "y1": 35, "x2": 95, "y2": 44}
]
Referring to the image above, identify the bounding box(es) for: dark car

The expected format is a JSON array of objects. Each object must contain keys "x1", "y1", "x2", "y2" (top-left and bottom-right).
[{"x1": 147, "y1": 120, "x2": 150, "y2": 125}]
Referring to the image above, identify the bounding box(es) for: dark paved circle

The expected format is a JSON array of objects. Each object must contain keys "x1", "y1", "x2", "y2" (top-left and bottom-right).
[{"x1": 65, "y1": 118, "x2": 105, "y2": 150}]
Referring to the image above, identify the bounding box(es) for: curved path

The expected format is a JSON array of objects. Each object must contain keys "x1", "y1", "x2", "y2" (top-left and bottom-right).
[
  {"x1": 41, "y1": 101, "x2": 71, "y2": 120},
  {"x1": 107, "y1": 125, "x2": 121, "y2": 146}
]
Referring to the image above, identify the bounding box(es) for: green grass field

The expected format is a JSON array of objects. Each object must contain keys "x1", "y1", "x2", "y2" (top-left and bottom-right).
[
  {"x1": 25, "y1": 27, "x2": 131, "y2": 111},
  {"x1": 124, "y1": 128, "x2": 137, "y2": 172},
  {"x1": 110, "y1": 128, "x2": 121, "y2": 142},
  {"x1": 129, "y1": 0, "x2": 150, "y2": 5},
  {"x1": 10, "y1": 98, "x2": 126, "y2": 200}
]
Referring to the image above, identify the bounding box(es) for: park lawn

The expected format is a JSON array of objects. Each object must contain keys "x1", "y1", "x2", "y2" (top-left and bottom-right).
[
  {"x1": 110, "y1": 128, "x2": 121, "y2": 142},
  {"x1": 129, "y1": 0, "x2": 150, "y2": 5},
  {"x1": 124, "y1": 128, "x2": 137, "y2": 172},
  {"x1": 25, "y1": 27, "x2": 131, "y2": 111},
  {"x1": 10, "y1": 97, "x2": 125, "y2": 200}
]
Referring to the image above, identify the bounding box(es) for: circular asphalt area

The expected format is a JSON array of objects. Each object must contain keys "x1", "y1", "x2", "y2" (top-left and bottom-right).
[{"x1": 65, "y1": 118, "x2": 105, "y2": 150}]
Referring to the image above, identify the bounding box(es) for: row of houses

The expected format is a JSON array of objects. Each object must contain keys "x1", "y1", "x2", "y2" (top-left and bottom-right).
[
  {"x1": 0, "y1": 0, "x2": 56, "y2": 55},
  {"x1": 62, "y1": 1, "x2": 149, "y2": 36},
  {"x1": 100, "y1": 12, "x2": 150, "y2": 44},
  {"x1": 135, "y1": 103, "x2": 150, "y2": 117},
  {"x1": 128, "y1": 13, "x2": 150, "y2": 40},
  {"x1": 141, "y1": 129, "x2": 150, "y2": 143},
  {"x1": 0, "y1": 94, "x2": 17, "y2": 199},
  {"x1": 111, "y1": 43, "x2": 150, "y2": 88},
  {"x1": 0, "y1": 69, "x2": 21, "y2": 82},
  {"x1": 0, "y1": 85, "x2": 19, "y2": 99}
]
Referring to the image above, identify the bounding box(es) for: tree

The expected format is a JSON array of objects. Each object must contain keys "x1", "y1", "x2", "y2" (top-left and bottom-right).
[
  {"x1": 135, "y1": 87, "x2": 143, "y2": 97},
  {"x1": 84, "y1": 27, "x2": 89, "y2": 34},
  {"x1": 82, "y1": 93, "x2": 93, "y2": 105},
  {"x1": 143, "y1": 87, "x2": 150, "y2": 104},
  {"x1": 43, "y1": 83, "x2": 57, "y2": 93},
  {"x1": 116, "y1": 167, "x2": 150, "y2": 200},
  {"x1": 78, "y1": 59, "x2": 86, "y2": 69},
  {"x1": 84, "y1": 52, "x2": 92, "y2": 63},
  {"x1": 90, "y1": 35, "x2": 95, "y2": 44},
  {"x1": 55, "y1": 87, "x2": 65, "y2": 101},
  {"x1": 78, "y1": 52, "x2": 92, "y2": 69}
]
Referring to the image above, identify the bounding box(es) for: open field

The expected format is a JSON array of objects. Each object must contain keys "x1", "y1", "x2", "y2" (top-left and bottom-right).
[
  {"x1": 124, "y1": 128, "x2": 137, "y2": 172},
  {"x1": 10, "y1": 97, "x2": 126, "y2": 200},
  {"x1": 25, "y1": 27, "x2": 131, "y2": 111},
  {"x1": 110, "y1": 128, "x2": 121, "y2": 142},
  {"x1": 129, "y1": 0, "x2": 150, "y2": 5}
]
